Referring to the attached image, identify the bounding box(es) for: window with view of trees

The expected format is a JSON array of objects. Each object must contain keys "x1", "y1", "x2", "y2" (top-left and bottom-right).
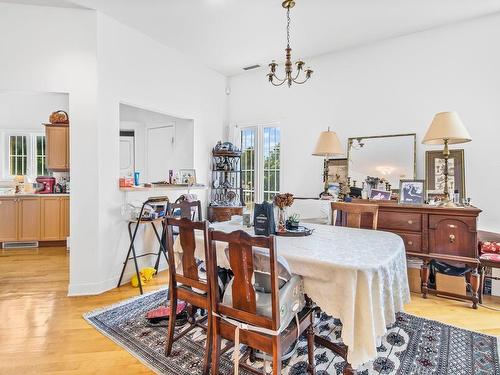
[
  {"x1": 35, "y1": 135, "x2": 48, "y2": 176},
  {"x1": 9, "y1": 135, "x2": 28, "y2": 176},
  {"x1": 239, "y1": 125, "x2": 280, "y2": 207},
  {"x1": 5, "y1": 133, "x2": 48, "y2": 178}
]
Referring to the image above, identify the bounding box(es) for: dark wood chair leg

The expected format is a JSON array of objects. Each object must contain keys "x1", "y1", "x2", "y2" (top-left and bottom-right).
[
  {"x1": 187, "y1": 304, "x2": 196, "y2": 324},
  {"x1": 343, "y1": 362, "x2": 355, "y2": 375},
  {"x1": 307, "y1": 318, "x2": 316, "y2": 375},
  {"x1": 421, "y1": 261, "x2": 429, "y2": 299},
  {"x1": 165, "y1": 290, "x2": 177, "y2": 356},
  {"x1": 201, "y1": 312, "x2": 211, "y2": 375},
  {"x1": 272, "y1": 337, "x2": 282, "y2": 375},
  {"x1": 211, "y1": 317, "x2": 221, "y2": 375},
  {"x1": 470, "y1": 270, "x2": 480, "y2": 309},
  {"x1": 479, "y1": 266, "x2": 485, "y2": 304}
]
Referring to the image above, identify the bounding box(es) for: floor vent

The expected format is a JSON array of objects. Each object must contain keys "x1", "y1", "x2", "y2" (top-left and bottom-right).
[{"x1": 2, "y1": 241, "x2": 39, "y2": 249}]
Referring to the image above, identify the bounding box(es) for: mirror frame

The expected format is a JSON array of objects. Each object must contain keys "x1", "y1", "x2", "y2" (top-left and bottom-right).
[{"x1": 346, "y1": 133, "x2": 417, "y2": 184}]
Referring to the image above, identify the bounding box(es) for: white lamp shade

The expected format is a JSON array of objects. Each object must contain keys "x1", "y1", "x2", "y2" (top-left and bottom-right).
[
  {"x1": 312, "y1": 129, "x2": 344, "y2": 156},
  {"x1": 422, "y1": 111, "x2": 472, "y2": 145}
]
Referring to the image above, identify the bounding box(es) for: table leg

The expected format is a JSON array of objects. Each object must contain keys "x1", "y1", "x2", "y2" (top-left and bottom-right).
[
  {"x1": 306, "y1": 294, "x2": 356, "y2": 374},
  {"x1": 470, "y1": 270, "x2": 480, "y2": 309},
  {"x1": 421, "y1": 261, "x2": 429, "y2": 299}
]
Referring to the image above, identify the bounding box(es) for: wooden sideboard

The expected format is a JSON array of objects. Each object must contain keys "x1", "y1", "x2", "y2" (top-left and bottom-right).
[
  {"x1": 207, "y1": 206, "x2": 243, "y2": 223},
  {"x1": 352, "y1": 199, "x2": 482, "y2": 308}
]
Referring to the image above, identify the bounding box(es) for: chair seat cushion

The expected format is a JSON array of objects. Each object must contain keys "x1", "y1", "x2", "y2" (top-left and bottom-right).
[
  {"x1": 480, "y1": 241, "x2": 500, "y2": 254},
  {"x1": 480, "y1": 252, "x2": 500, "y2": 263}
]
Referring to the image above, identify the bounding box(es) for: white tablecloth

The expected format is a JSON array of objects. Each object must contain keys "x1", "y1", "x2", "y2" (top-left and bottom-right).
[{"x1": 173, "y1": 222, "x2": 410, "y2": 368}]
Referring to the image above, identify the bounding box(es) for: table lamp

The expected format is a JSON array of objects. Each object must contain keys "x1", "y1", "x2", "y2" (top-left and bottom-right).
[
  {"x1": 312, "y1": 127, "x2": 344, "y2": 197},
  {"x1": 422, "y1": 111, "x2": 471, "y2": 206}
]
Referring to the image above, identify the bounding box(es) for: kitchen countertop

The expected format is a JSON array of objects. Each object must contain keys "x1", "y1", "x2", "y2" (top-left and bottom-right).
[
  {"x1": 0, "y1": 193, "x2": 70, "y2": 197},
  {"x1": 120, "y1": 184, "x2": 206, "y2": 192}
]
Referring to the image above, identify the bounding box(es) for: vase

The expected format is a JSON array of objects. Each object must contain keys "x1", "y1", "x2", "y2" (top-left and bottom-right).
[{"x1": 278, "y1": 207, "x2": 287, "y2": 232}]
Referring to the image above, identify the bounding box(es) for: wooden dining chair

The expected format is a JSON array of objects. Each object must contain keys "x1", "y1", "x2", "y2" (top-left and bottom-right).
[
  {"x1": 168, "y1": 199, "x2": 203, "y2": 221},
  {"x1": 331, "y1": 202, "x2": 379, "y2": 229},
  {"x1": 208, "y1": 229, "x2": 316, "y2": 375},
  {"x1": 164, "y1": 217, "x2": 211, "y2": 375}
]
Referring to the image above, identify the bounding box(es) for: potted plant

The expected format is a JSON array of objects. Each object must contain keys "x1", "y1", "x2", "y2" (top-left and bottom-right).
[{"x1": 286, "y1": 213, "x2": 300, "y2": 230}]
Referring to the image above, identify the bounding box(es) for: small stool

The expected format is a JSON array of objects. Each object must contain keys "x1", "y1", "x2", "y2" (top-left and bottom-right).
[{"x1": 117, "y1": 196, "x2": 170, "y2": 294}]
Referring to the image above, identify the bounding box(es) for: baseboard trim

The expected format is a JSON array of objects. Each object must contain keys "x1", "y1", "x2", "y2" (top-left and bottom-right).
[{"x1": 67, "y1": 265, "x2": 167, "y2": 296}]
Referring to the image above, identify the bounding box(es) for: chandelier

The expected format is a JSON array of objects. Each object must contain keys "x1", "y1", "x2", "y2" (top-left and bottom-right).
[{"x1": 267, "y1": 0, "x2": 313, "y2": 87}]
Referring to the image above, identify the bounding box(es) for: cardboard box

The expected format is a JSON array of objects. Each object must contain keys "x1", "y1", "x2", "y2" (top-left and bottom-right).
[
  {"x1": 492, "y1": 267, "x2": 500, "y2": 297},
  {"x1": 435, "y1": 273, "x2": 467, "y2": 296},
  {"x1": 407, "y1": 267, "x2": 421, "y2": 293}
]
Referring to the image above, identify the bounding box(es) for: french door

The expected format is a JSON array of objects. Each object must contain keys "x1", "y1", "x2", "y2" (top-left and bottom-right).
[{"x1": 237, "y1": 124, "x2": 281, "y2": 208}]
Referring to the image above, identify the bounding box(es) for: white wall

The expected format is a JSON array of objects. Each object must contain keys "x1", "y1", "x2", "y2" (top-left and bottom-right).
[
  {"x1": 0, "y1": 4, "x2": 225, "y2": 296},
  {"x1": 0, "y1": 4, "x2": 100, "y2": 293},
  {"x1": 0, "y1": 91, "x2": 69, "y2": 129},
  {"x1": 93, "y1": 13, "x2": 226, "y2": 295},
  {"x1": 228, "y1": 14, "x2": 500, "y2": 232}
]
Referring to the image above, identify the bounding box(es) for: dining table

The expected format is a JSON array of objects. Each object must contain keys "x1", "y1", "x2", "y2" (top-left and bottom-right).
[{"x1": 173, "y1": 221, "x2": 411, "y2": 371}]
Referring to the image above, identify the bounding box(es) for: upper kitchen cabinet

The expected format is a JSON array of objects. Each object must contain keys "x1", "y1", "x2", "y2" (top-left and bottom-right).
[{"x1": 45, "y1": 124, "x2": 69, "y2": 171}]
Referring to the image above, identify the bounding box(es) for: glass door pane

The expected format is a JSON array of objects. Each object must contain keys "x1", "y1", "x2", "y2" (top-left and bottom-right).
[{"x1": 241, "y1": 128, "x2": 256, "y2": 209}]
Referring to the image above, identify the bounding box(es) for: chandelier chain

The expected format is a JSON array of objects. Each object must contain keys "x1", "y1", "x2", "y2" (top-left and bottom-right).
[{"x1": 286, "y1": 6, "x2": 291, "y2": 47}]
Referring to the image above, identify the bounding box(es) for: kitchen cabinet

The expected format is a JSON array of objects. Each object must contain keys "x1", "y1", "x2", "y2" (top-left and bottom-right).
[
  {"x1": 60, "y1": 196, "x2": 70, "y2": 239},
  {"x1": 18, "y1": 197, "x2": 41, "y2": 241},
  {"x1": 0, "y1": 196, "x2": 69, "y2": 244},
  {"x1": 0, "y1": 198, "x2": 18, "y2": 241},
  {"x1": 41, "y1": 196, "x2": 69, "y2": 241},
  {"x1": 45, "y1": 124, "x2": 69, "y2": 171}
]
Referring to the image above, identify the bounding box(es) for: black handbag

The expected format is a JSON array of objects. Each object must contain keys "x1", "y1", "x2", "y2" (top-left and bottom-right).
[{"x1": 253, "y1": 201, "x2": 276, "y2": 236}]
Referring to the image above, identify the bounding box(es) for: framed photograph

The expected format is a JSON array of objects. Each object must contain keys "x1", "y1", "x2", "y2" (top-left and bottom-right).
[
  {"x1": 178, "y1": 169, "x2": 196, "y2": 184},
  {"x1": 370, "y1": 188, "x2": 391, "y2": 200},
  {"x1": 425, "y1": 149, "x2": 465, "y2": 200},
  {"x1": 399, "y1": 179, "x2": 425, "y2": 204},
  {"x1": 327, "y1": 158, "x2": 348, "y2": 185}
]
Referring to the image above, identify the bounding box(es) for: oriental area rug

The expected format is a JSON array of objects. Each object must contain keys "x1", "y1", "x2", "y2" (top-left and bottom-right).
[{"x1": 84, "y1": 289, "x2": 500, "y2": 375}]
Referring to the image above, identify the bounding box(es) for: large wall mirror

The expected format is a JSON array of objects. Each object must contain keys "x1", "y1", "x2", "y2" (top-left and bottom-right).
[{"x1": 347, "y1": 133, "x2": 416, "y2": 189}]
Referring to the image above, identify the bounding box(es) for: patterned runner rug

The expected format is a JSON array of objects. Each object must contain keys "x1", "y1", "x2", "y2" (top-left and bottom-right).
[{"x1": 84, "y1": 289, "x2": 500, "y2": 375}]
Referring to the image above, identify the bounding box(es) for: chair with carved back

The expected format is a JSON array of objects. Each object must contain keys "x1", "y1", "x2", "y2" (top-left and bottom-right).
[
  {"x1": 331, "y1": 202, "x2": 379, "y2": 229},
  {"x1": 208, "y1": 229, "x2": 316, "y2": 375},
  {"x1": 164, "y1": 217, "x2": 211, "y2": 375}
]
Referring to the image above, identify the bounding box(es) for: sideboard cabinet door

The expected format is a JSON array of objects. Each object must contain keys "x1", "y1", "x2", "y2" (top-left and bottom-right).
[{"x1": 428, "y1": 215, "x2": 477, "y2": 258}]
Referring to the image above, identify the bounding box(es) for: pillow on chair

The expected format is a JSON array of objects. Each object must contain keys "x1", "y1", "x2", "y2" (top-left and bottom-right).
[
  {"x1": 223, "y1": 247, "x2": 292, "y2": 292},
  {"x1": 480, "y1": 241, "x2": 500, "y2": 254}
]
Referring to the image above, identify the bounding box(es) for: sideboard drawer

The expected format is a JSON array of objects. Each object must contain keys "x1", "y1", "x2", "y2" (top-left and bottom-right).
[
  {"x1": 378, "y1": 211, "x2": 422, "y2": 232},
  {"x1": 393, "y1": 231, "x2": 422, "y2": 253},
  {"x1": 429, "y1": 215, "x2": 476, "y2": 231}
]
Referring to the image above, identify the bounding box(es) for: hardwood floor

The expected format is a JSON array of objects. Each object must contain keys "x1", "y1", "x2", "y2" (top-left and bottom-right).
[{"x1": 0, "y1": 247, "x2": 499, "y2": 374}]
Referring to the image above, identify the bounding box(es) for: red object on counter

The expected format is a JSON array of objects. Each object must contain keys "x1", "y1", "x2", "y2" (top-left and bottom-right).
[
  {"x1": 35, "y1": 176, "x2": 56, "y2": 194},
  {"x1": 119, "y1": 177, "x2": 134, "y2": 188}
]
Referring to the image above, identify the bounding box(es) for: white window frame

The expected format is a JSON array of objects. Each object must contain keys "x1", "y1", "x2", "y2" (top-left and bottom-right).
[
  {"x1": 2, "y1": 130, "x2": 47, "y2": 179},
  {"x1": 234, "y1": 122, "x2": 282, "y2": 203}
]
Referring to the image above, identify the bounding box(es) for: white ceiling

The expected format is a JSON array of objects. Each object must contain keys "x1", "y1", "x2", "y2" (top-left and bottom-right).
[
  {"x1": 0, "y1": 0, "x2": 87, "y2": 8},
  {"x1": 4, "y1": 0, "x2": 500, "y2": 76}
]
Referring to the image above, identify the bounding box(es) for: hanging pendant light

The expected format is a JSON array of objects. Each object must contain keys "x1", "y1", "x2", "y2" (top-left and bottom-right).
[{"x1": 267, "y1": 0, "x2": 313, "y2": 87}]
